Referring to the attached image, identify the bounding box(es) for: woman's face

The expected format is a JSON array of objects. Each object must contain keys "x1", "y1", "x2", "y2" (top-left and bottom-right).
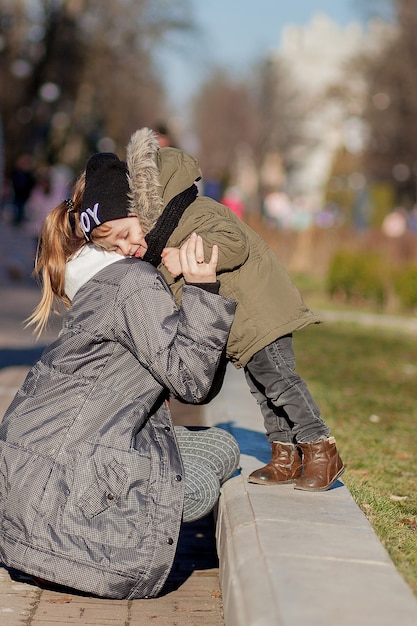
[{"x1": 96, "y1": 216, "x2": 148, "y2": 258}]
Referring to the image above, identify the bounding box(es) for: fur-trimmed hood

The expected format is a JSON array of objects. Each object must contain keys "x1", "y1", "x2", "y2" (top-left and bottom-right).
[{"x1": 126, "y1": 128, "x2": 201, "y2": 235}]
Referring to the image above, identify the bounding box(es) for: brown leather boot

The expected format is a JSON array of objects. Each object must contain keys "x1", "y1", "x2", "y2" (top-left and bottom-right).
[
  {"x1": 248, "y1": 442, "x2": 302, "y2": 485},
  {"x1": 294, "y1": 436, "x2": 344, "y2": 491}
]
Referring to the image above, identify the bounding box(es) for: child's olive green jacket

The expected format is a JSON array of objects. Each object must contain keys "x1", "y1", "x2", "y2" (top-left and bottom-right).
[{"x1": 128, "y1": 129, "x2": 321, "y2": 369}]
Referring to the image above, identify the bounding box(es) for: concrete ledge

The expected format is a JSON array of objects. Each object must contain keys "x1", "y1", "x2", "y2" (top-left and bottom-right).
[
  {"x1": 216, "y1": 475, "x2": 282, "y2": 626},
  {"x1": 205, "y1": 366, "x2": 417, "y2": 626}
]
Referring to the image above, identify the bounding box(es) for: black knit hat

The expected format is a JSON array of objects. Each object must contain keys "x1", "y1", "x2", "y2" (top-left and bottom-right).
[{"x1": 80, "y1": 153, "x2": 130, "y2": 240}]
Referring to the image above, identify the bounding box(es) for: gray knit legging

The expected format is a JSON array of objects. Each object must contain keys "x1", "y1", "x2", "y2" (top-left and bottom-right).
[{"x1": 175, "y1": 426, "x2": 240, "y2": 523}]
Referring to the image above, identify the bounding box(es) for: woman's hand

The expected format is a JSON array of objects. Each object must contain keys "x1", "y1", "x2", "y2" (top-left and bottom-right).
[{"x1": 179, "y1": 233, "x2": 218, "y2": 283}]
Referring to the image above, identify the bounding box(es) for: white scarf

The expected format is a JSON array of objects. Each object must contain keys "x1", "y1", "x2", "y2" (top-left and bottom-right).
[{"x1": 65, "y1": 244, "x2": 122, "y2": 300}]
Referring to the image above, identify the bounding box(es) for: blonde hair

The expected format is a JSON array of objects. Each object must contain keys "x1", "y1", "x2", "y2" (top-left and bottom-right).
[
  {"x1": 27, "y1": 172, "x2": 87, "y2": 337},
  {"x1": 27, "y1": 169, "x2": 134, "y2": 337}
]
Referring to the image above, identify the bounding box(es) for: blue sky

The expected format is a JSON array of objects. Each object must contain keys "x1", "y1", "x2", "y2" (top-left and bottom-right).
[{"x1": 156, "y1": 0, "x2": 384, "y2": 116}]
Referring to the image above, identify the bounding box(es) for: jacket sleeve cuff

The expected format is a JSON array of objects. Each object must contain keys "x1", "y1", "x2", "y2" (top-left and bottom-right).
[{"x1": 184, "y1": 280, "x2": 220, "y2": 294}]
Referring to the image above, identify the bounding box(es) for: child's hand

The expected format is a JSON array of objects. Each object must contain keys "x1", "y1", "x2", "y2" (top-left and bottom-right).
[
  {"x1": 161, "y1": 247, "x2": 182, "y2": 278},
  {"x1": 179, "y1": 233, "x2": 218, "y2": 283}
]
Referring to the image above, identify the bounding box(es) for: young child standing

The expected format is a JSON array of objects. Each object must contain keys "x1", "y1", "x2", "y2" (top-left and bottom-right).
[{"x1": 88, "y1": 128, "x2": 344, "y2": 492}]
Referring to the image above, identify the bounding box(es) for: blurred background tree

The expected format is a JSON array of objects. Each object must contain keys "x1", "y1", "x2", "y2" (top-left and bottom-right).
[
  {"x1": 192, "y1": 68, "x2": 259, "y2": 192},
  {"x1": 2, "y1": 0, "x2": 417, "y2": 233},
  {"x1": 254, "y1": 57, "x2": 305, "y2": 176},
  {"x1": 0, "y1": 0, "x2": 193, "y2": 174},
  {"x1": 1, "y1": 0, "x2": 417, "y2": 313},
  {"x1": 359, "y1": 0, "x2": 417, "y2": 208}
]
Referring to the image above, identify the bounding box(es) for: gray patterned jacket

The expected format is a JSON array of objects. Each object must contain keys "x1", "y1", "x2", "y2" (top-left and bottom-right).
[{"x1": 0, "y1": 257, "x2": 235, "y2": 598}]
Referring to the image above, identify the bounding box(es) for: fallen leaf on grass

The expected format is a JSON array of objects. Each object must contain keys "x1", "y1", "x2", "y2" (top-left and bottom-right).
[
  {"x1": 396, "y1": 452, "x2": 410, "y2": 459},
  {"x1": 400, "y1": 518, "x2": 417, "y2": 531},
  {"x1": 46, "y1": 594, "x2": 72, "y2": 604},
  {"x1": 390, "y1": 494, "x2": 408, "y2": 501}
]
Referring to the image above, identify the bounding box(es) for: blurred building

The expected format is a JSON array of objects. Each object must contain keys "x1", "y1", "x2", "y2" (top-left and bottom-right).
[{"x1": 271, "y1": 14, "x2": 395, "y2": 212}]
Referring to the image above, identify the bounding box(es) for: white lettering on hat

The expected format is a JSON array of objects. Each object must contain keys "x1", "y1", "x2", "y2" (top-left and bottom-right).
[{"x1": 80, "y1": 203, "x2": 101, "y2": 237}]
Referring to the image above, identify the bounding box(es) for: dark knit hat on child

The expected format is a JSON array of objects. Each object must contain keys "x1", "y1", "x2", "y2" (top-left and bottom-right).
[{"x1": 80, "y1": 153, "x2": 131, "y2": 240}]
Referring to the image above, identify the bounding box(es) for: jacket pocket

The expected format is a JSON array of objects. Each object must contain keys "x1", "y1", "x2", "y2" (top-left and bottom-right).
[
  {"x1": 77, "y1": 458, "x2": 128, "y2": 518},
  {"x1": 61, "y1": 445, "x2": 150, "y2": 548}
]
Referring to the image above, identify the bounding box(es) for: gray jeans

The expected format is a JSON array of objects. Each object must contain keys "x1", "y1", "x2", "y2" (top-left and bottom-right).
[
  {"x1": 175, "y1": 426, "x2": 240, "y2": 523},
  {"x1": 244, "y1": 334, "x2": 330, "y2": 444}
]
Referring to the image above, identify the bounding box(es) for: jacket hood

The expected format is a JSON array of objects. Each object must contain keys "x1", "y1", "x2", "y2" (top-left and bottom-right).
[{"x1": 126, "y1": 128, "x2": 201, "y2": 235}]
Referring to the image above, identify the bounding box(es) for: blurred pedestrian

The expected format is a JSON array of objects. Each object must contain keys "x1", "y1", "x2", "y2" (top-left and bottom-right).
[
  {"x1": 26, "y1": 165, "x2": 72, "y2": 251},
  {"x1": 409, "y1": 204, "x2": 417, "y2": 234},
  {"x1": 221, "y1": 186, "x2": 245, "y2": 220},
  {"x1": 10, "y1": 153, "x2": 35, "y2": 226},
  {"x1": 381, "y1": 207, "x2": 408, "y2": 237},
  {"x1": 154, "y1": 122, "x2": 176, "y2": 147},
  {"x1": 262, "y1": 190, "x2": 292, "y2": 228},
  {"x1": 0, "y1": 154, "x2": 239, "y2": 599}
]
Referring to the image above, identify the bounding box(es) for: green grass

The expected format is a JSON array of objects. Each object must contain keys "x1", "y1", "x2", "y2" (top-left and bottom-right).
[{"x1": 294, "y1": 322, "x2": 417, "y2": 595}]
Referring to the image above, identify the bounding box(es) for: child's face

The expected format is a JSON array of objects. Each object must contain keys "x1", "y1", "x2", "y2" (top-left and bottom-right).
[{"x1": 98, "y1": 216, "x2": 148, "y2": 258}]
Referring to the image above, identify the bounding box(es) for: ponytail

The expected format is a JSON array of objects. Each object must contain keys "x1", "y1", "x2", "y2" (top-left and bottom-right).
[{"x1": 26, "y1": 172, "x2": 87, "y2": 337}]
